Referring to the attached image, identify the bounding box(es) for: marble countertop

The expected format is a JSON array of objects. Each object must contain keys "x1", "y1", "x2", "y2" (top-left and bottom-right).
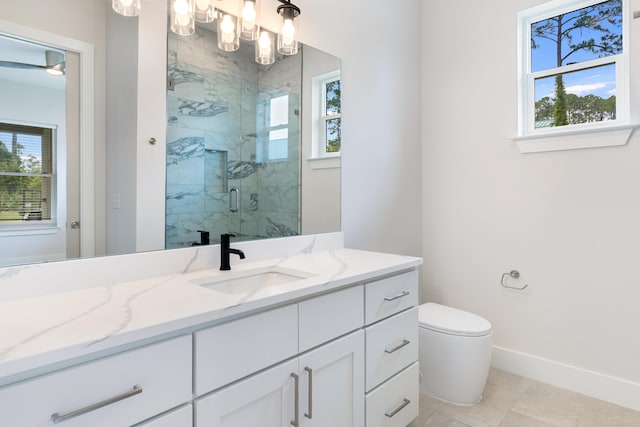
[{"x1": 0, "y1": 248, "x2": 421, "y2": 386}]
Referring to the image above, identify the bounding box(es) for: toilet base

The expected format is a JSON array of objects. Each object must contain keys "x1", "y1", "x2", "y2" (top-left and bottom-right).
[{"x1": 418, "y1": 328, "x2": 492, "y2": 405}]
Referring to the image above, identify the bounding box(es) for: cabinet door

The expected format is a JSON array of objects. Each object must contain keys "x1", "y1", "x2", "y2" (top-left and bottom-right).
[
  {"x1": 298, "y1": 331, "x2": 364, "y2": 427},
  {"x1": 195, "y1": 359, "x2": 298, "y2": 427}
]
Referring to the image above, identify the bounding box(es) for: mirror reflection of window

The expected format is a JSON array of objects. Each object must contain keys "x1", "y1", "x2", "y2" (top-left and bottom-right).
[
  {"x1": 268, "y1": 94, "x2": 289, "y2": 160},
  {"x1": 323, "y1": 78, "x2": 341, "y2": 153},
  {"x1": 257, "y1": 93, "x2": 290, "y2": 162},
  {"x1": 311, "y1": 69, "x2": 341, "y2": 158},
  {"x1": 0, "y1": 123, "x2": 55, "y2": 222}
]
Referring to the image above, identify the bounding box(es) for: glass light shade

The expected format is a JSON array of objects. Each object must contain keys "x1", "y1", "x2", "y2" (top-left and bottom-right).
[
  {"x1": 194, "y1": 0, "x2": 215, "y2": 23},
  {"x1": 255, "y1": 30, "x2": 275, "y2": 65},
  {"x1": 239, "y1": 0, "x2": 260, "y2": 41},
  {"x1": 277, "y1": 15, "x2": 298, "y2": 55},
  {"x1": 217, "y1": 13, "x2": 240, "y2": 52},
  {"x1": 170, "y1": 0, "x2": 196, "y2": 36},
  {"x1": 112, "y1": 0, "x2": 140, "y2": 17}
]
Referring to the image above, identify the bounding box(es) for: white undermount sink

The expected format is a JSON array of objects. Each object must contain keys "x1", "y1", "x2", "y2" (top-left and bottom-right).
[{"x1": 191, "y1": 266, "x2": 315, "y2": 295}]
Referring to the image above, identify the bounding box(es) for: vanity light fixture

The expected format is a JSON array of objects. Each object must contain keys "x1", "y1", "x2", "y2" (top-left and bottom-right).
[
  {"x1": 194, "y1": 0, "x2": 216, "y2": 23},
  {"x1": 255, "y1": 30, "x2": 275, "y2": 65},
  {"x1": 171, "y1": 0, "x2": 196, "y2": 36},
  {"x1": 240, "y1": 0, "x2": 260, "y2": 40},
  {"x1": 111, "y1": 0, "x2": 303, "y2": 61},
  {"x1": 112, "y1": 0, "x2": 141, "y2": 17},
  {"x1": 217, "y1": 12, "x2": 240, "y2": 52},
  {"x1": 276, "y1": 0, "x2": 300, "y2": 55}
]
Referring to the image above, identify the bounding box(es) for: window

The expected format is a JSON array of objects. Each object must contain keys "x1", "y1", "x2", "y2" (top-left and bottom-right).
[
  {"x1": 518, "y1": 0, "x2": 629, "y2": 140},
  {"x1": 311, "y1": 70, "x2": 341, "y2": 160},
  {"x1": 0, "y1": 122, "x2": 55, "y2": 224},
  {"x1": 257, "y1": 93, "x2": 290, "y2": 162}
]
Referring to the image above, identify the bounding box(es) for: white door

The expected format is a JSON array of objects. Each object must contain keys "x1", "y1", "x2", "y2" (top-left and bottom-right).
[
  {"x1": 195, "y1": 359, "x2": 298, "y2": 427},
  {"x1": 298, "y1": 331, "x2": 365, "y2": 427}
]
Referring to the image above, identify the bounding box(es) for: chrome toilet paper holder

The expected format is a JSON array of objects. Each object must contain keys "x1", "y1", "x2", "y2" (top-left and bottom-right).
[{"x1": 501, "y1": 270, "x2": 528, "y2": 290}]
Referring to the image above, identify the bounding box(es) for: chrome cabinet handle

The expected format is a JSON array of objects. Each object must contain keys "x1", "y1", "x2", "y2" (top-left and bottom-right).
[
  {"x1": 384, "y1": 291, "x2": 410, "y2": 302},
  {"x1": 51, "y1": 385, "x2": 142, "y2": 424},
  {"x1": 229, "y1": 187, "x2": 239, "y2": 213},
  {"x1": 385, "y1": 398, "x2": 411, "y2": 418},
  {"x1": 290, "y1": 373, "x2": 299, "y2": 427},
  {"x1": 385, "y1": 339, "x2": 411, "y2": 354},
  {"x1": 304, "y1": 367, "x2": 313, "y2": 419}
]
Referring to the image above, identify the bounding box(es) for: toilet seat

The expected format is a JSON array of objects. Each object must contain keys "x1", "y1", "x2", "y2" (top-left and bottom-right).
[{"x1": 418, "y1": 303, "x2": 491, "y2": 337}]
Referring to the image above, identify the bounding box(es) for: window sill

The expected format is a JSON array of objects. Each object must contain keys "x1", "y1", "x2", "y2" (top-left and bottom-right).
[
  {"x1": 307, "y1": 156, "x2": 341, "y2": 169},
  {"x1": 0, "y1": 223, "x2": 60, "y2": 237},
  {"x1": 513, "y1": 123, "x2": 638, "y2": 153}
]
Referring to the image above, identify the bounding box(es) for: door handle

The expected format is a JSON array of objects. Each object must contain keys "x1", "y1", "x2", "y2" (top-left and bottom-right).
[
  {"x1": 290, "y1": 373, "x2": 299, "y2": 427},
  {"x1": 229, "y1": 187, "x2": 239, "y2": 212},
  {"x1": 304, "y1": 367, "x2": 313, "y2": 419}
]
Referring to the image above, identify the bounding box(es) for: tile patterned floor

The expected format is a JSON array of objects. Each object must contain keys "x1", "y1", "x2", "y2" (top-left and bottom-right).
[{"x1": 408, "y1": 368, "x2": 640, "y2": 427}]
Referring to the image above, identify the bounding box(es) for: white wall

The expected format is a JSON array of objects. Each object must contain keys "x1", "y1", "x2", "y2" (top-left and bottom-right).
[
  {"x1": 105, "y1": 12, "x2": 138, "y2": 255},
  {"x1": 422, "y1": 0, "x2": 640, "y2": 410}
]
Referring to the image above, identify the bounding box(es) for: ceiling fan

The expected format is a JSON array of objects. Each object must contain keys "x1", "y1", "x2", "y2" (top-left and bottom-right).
[{"x1": 0, "y1": 50, "x2": 65, "y2": 76}]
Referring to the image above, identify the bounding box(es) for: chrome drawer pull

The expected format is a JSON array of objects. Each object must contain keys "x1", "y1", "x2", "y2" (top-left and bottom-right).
[
  {"x1": 384, "y1": 291, "x2": 410, "y2": 302},
  {"x1": 304, "y1": 367, "x2": 313, "y2": 419},
  {"x1": 290, "y1": 373, "x2": 299, "y2": 427},
  {"x1": 385, "y1": 398, "x2": 411, "y2": 418},
  {"x1": 50, "y1": 385, "x2": 142, "y2": 424},
  {"x1": 385, "y1": 339, "x2": 410, "y2": 354}
]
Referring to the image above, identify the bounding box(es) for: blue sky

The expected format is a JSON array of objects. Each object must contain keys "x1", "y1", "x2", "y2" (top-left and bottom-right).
[
  {"x1": 530, "y1": 0, "x2": 621, "y2": 101},
  {"x1": 534, "y1": 63, "x2": 616, "y2": 101}
]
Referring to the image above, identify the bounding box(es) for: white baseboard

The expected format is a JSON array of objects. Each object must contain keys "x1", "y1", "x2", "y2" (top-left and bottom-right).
[{"x1": 491, "y1": 345, "x2": 640, "y2": 412}]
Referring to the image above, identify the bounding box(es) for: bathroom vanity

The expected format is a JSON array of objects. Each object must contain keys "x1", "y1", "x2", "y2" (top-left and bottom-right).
[{"x1": 0, "y1": 233, "x2": 421, "y2": 427}]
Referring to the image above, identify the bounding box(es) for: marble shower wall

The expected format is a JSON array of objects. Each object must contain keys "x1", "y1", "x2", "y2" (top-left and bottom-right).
[{"x1": 166, "y1": 27, "x2": 301, "y2": 248}]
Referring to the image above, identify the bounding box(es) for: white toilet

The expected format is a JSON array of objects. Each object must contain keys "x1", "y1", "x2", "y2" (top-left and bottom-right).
[{"x1": 418, "y1": 302, "x2": 492, "y2": 405}]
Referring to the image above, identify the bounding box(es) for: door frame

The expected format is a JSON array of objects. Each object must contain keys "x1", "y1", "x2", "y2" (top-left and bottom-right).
[{"x1": 0, "y1": 18, "x2": 96, "y2": 258}]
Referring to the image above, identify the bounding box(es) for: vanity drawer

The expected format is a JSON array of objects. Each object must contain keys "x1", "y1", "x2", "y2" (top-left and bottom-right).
[
  {"x1": 299, "y1": 285, "x2": 364, "y2": 352},
  {"x1": 366, "y1": 362, "x2": 419, "y2": 427},
  {"x1": 0, "y1": 335, "x2": 192, "y2": 427},
  {"x1": 365, "y1": 307, "x2": 418, "y2": 391},
  {"x1": 195, "y1": 304, "x2": 298, "y2": 395},
  {"x1": 365, "y1": 270, "x2": 418, "y2": 325}
]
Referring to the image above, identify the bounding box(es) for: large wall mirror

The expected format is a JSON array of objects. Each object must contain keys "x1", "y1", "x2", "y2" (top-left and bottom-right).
[{"x1": 0, "y1": 0, "x2": 341, "y2": 268}]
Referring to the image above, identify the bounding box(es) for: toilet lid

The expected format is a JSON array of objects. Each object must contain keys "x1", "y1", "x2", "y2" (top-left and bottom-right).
[{"x1": 418, "y1": 303, "x2": 492, "y2": 337}]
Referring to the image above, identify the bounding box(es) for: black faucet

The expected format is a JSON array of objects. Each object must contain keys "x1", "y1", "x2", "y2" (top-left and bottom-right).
[
  {"x1": 192, "y1": 230, "x2": 210, "y2": 246},
  {"x1": 220, "y1": 233, "x2": 245, "y2": 270}
]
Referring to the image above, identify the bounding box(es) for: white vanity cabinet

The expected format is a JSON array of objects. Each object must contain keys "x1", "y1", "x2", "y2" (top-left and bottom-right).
[
  {"x1": 364, "y1": 270, "x2": 419, "y2": 427},
  {"x1": 196, "y1": 331, "x2": 364, "y2": 427},
  {"x1": 195, "y1": 286, "x2": 365, "y2": 427},
  {"x1": 0, "y1": 335, "x2": 192, "y2": 427},
  {"x1": 0, "y1": 252, "x2": 421, "y2": 427}
]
